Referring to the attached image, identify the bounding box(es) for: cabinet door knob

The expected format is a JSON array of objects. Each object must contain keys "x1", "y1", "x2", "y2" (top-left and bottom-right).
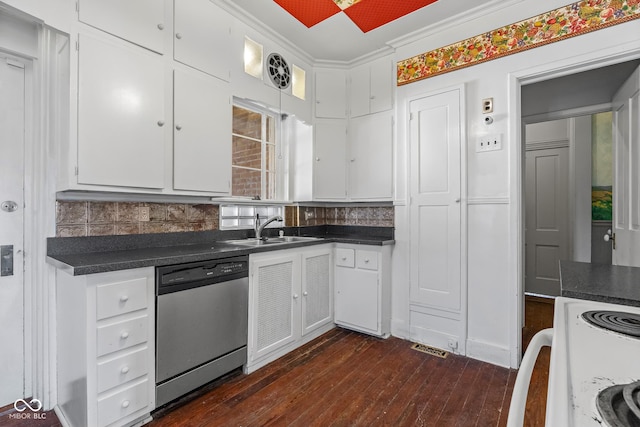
[
  {"x1": 364, "y1": 259, "x2": 370, "y2": 263},
  {"x1": 157, "y1": 120, "x2": 165, "y2": 127},
  {"x1": 293, "y1": 294, "x2": 299, "y2": 299},
  {"x1": 175, "y1": 124, "x2": 182, "y2": 131},
  {"x1": 157, "y1": 23, "x2": 165, "y2": 30},
  {"x1": 121, "y1": 400, "x2": 130, "y2": 409},
  {"x1": 119, "y1": 295, "x2": 129, "y2": 303},
  {"x1": 175, "y1": 33, "x2": 182, "y2": 40},
  {"x1": 303, "y1": 291, "x2": 308, "y2": 297},
  {"x1": 350, "y1": 158, "x2": 355, "y2": 162},
  {"x1": 315, "y1": 157, "x2": 320, "y2": 162},
  {"x1": 120, "y1": 331, "x2": 129, "y2": 339},
  {"x1": 121, "y1": 366, "x2": 130, "y2": 374},
  {"x1": 341, "y1": 257, "x2": 347, "y2": 261}
]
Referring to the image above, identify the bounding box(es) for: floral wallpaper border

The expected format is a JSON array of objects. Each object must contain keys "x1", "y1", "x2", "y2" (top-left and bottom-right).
[{"x1": 397, "y1": 0, "x2": 640, "y2": 85}]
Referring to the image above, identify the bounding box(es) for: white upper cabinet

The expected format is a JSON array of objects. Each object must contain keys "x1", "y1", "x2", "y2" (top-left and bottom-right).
[
  {"x1": 314, "y1": 69, "x2": 347, "y2": 118},
  {"x1": 349, "y1": 111, "x2": 393, "y2": 200},
  {"x1": 174, "y1": 0, "x2": 232, "y2": 82},
  {"x1": 77, "y1": 34, "x2": 165, "y2": 189},
  {"x1": 349, "y1": 57, "x2": 393, "y2": 118},
  {"x1": 78, "y1": 0, "x2": 165, "y2": 54},
  {"x1": 313, "y1": 120, "x2": 347, "y2": 200},
  {"x1": 173, "y1": 69, "x2": 231, "y2": 194}
]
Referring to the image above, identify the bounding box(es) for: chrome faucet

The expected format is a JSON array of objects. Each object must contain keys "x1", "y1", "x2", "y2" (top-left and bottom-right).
[{"x1": 255, "y1": 214, "x2": 283, "y2": 240}]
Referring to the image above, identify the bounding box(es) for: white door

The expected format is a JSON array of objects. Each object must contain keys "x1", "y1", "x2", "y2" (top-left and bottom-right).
[
  {"x1": 313, "y1": 121, "x2": 347, "y2": 199},
  {"x1": 524, "y1": 147, "x2": 569, "y2": 296},
  {"x1": 77, "y1": 34, "x2": 165, "y2": 189},
  {"x1": 174, "y1": 0, "x2": 231, "y2": 81},
  {"x1": 173, "y1": 69, "x2": 231, "y2": 194},
  {"x1": 612, "y1": 66, "x2": 640, "y2": 267},
  {"x1": 349, "y1": 111, "x2": 393, "y2": 200},
  {"x1": 78, "y1": 0, "x2": 165, "y2": 53},
  {"x1": 0, "y1": 57, "x2": 25, "y2": 406},
  {"x1": 409, "y1": 89, "x2": 462, "y2": 310}
]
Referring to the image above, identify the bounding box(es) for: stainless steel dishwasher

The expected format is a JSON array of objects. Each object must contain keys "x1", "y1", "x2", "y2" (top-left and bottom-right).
[{"x1": 155, "y1": 255, "x2": 249, "y2": 407}]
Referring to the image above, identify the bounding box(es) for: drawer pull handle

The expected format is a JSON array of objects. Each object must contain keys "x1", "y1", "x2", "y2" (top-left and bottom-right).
[
  {"x1": 121, "y1": 400, "x2": 130, "y2": 409},
  {"x1": 121, "y1": 366, "x2": 130, "y2": 374},
  {"x1": 341, "y1": 257, "x2": 347, "y2": 261},
  {"x1": 157, "y1": 23, "x2": 164, "y2": 30},
  {"x1": 120, "y1": 295, "x2": 129, "y2": 302},
  {"x1": 120, "y1": 331, "x2": 129, "y2": 339},
  {"x1": 364, "y1": 259, "x2": 370, "y2": 263}
]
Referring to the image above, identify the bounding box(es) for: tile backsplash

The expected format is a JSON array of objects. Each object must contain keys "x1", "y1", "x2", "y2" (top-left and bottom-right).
[
  {"x1": 288, "y1": 206, "x2": 394, "y2": 227},
  {"x1": 56, "y1": 201, "x2": 394, "y2": 237},
  {"x1": 56, "y1": 201, "x2": 219, "y2": 237}
]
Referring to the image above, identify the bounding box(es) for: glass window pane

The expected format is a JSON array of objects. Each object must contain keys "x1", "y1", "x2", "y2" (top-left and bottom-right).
[
  {"x1": 265, "y1": 171, "x2": 276, "y2": 200},
  {"x1": 266, "y1": 143, "x2": 276, "y2": 172},
  {"x1": 292, "y1": 64, "x2": 306, "y2": 100},
  {"x1": 266, "y1": 115, "x2": 276, "y2": 144},
  {"x1": 232, "y1": 167, "x2": 261, "y2": 198},
  {"x1": 233, "y1": 106, "x2": 262, "y2": 139},
  {"x1": 243, "y1": 37, "x2": 263, "y2": 79},
  {"x1": 232, "y1": 136, "x2": 262, "y2": 168}
]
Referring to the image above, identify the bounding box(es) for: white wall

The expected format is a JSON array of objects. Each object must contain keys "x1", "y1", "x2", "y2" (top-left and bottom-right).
[{"x1": 392, "y1": 0, "x2": 640, "y2": 367}]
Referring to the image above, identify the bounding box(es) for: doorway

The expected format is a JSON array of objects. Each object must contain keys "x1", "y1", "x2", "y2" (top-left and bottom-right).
[
  {"x1": 521, "y1": 60, "x2": 640, "y2": 296},
  {"x1": 0, "y1": 54, "x2": 26, "y2": 406}
]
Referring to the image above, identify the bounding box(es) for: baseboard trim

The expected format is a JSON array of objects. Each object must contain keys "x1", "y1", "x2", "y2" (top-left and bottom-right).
[{"x1": 466, "y1": 338, "x2": 511, "y2": 368}]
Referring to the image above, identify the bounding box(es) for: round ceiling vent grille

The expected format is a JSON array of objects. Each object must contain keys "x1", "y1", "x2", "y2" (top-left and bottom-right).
[{"x1": 266, "y1": 53, "x2": 291, "y2": 90}]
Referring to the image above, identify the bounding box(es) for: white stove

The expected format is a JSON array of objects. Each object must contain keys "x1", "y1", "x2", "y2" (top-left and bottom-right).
[{"x1": 508, "y1": 297, "x2": 640, "y2": 426}]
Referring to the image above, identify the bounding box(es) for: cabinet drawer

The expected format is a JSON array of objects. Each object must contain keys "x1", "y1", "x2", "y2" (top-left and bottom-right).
[
  {"x1": 335, "y1": 248, "x2": 354, "y2": 267},
  {"x1": 97, "y1": 315, "x2": 148, "y2": 357},
  {"x1": 356, "y1": 250, "x2": 378, "y2": 271},
  {"x1": 97, "y1": 277, "x2": 148, "y2": 320},
  {"x1": 97, "y1": 379, "x2": 149, "y2": 427},
  {"x1": 97, "y1": 346, "x2": 149, "y2": 393}
]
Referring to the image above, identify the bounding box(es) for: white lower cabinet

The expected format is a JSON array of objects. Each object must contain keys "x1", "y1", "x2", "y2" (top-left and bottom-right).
[
  {"x1": 246, "y1": 245, "x2": 333, "y2": 373},
  {"x1": 56, "y1": 267, "x2": 155, "y2": 427},
  {"x1": 335, "y1": 244, "x2": 392, "y2": 337}
]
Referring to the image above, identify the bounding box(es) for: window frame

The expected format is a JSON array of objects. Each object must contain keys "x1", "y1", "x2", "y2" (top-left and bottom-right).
[{"x1": 231, "y1": 98, "x2": 284, "y2": 201}]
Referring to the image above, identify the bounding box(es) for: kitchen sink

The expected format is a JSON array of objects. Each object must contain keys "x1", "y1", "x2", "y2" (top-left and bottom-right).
[{"x1": 224, "y1": 236, "x2": 322, "y2": 246}]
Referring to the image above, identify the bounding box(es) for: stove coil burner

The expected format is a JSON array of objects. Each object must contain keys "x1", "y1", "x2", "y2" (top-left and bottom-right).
[
  {"x1": 581, "y1": 310, "x2": 640, "y2": 339},
  {"x1": 596, "y1": 380, "x2": 640, "y2": 427}
]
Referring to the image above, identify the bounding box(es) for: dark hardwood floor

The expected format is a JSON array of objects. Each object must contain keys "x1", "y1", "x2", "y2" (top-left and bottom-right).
[
  {"x1": 0, "y1": 297, "x2": 554, "y2": 427},
  {"x1": 522, "y1": 295, "x2": 555, "y2": 427},
  {"x1": 150, "y1": 328, "x2": 517, "y2": 427}
]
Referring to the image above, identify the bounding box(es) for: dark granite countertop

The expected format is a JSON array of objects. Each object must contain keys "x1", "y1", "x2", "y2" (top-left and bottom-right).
[
  {"x1": 47, "y1": 226, "x2": 394, "y2": 276},
  {"x1": 560, "y1": 260, "x2": 640, "y2": 307}
]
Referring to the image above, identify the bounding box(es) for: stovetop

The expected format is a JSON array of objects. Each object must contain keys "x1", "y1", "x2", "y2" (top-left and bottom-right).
[{"x1": 546, "y1": 298, "x2": 640, "y2": 427}]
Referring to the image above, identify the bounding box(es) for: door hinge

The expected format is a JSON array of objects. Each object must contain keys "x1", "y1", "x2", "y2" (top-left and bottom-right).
[
  {"x1": 75, "y1": 39, "x2": 79, "y2": 51},
  {"x1": 410, "y1": 112, "x2": 414, "y2": 121},
  {"x1": 75, "y1": 1, "x2": 79, "y2": 12},
  {"x1": 74, "y1": 166, "x2": 79, "y2": 176}
]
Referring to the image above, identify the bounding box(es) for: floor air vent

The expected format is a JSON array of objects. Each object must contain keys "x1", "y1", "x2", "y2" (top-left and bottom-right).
[{"x1": 410, "y1": 343, "x2": 448, "y2": 358}]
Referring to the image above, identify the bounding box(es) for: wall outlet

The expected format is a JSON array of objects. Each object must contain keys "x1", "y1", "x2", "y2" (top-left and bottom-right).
[
  {"x1": 139, "y1": 206, "x2": 150, "y2": 222},
  {"x1": 447, "y1": 338, "x2": 458, "y2": 350},
  {"x1": 476, "y1": 134, "x2": 502, "y2": 152}
]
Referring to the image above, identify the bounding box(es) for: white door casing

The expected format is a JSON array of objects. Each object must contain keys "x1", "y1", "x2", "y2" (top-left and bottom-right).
[
  {"x1": 409, "y1": 88, "x2": 462, "y2": 311},
  {"x1": 0, "y1": 56, "x2": 26, "y2": 406},
  {"x1": 524, "y1": 147, "x2": 569, "y2": 296},
  {"x1": 612, "y1": 65, "x2": 640, "y2": 267}
]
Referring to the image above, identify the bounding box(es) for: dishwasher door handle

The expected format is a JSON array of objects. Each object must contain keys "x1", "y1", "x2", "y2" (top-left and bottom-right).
[{"x1": 507, "y1": 328, "x2": 553, "y2": 427}]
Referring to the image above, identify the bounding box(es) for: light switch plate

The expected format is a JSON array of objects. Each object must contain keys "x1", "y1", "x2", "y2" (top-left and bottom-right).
[{"x1": 476, "y1": 134, "x2": 503, "y2": 152}]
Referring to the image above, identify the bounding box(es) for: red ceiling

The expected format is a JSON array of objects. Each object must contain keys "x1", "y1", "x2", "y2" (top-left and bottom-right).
[{"x1": 274, "y1": 0, "x2": 438, "y2": 33}]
